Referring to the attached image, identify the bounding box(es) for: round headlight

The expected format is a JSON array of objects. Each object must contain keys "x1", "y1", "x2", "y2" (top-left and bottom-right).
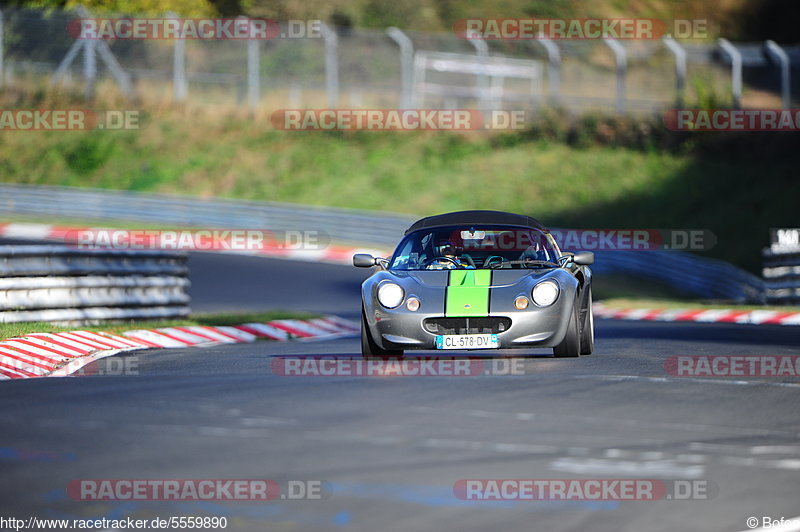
[
  {"x1": 377, "y1": 282, "x2": 404, "y2": 308},
  {"x1": 532, "y1": 280, "x2": 559, "y2": 307}
]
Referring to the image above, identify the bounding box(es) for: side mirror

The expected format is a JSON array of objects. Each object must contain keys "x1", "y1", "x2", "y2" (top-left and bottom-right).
[
  {"x1": 353, "y1": 253, "x2": 377, "y2": 268},
  {"x1": 572, "y1": 251, "x2": 594, "y2": 265}
]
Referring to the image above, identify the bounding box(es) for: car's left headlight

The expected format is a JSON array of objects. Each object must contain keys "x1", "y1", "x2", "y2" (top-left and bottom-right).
[
  {"x1": 532, "y1": 280, "x2": 559, "y2": 307},
  {"x1": 377, "y1": 282, "x2": 404, "y2": 309}
]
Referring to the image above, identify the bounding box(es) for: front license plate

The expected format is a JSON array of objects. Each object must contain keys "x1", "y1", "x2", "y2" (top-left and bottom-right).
[{"x1": 435, "y1": 334, "x2": 499, "y2": 350}]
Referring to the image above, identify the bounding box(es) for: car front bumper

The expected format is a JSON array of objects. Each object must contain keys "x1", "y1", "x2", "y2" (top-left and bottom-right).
[{"x1": 365, "y1": 299, "x2": 574, "y2": 351}]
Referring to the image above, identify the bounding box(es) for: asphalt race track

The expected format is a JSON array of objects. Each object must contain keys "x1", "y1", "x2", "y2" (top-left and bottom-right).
[
  {"x1": 1, "y1": 252, "x2": 799, "y2": 532},
  {"x1": 187, "y1": 252, "x2": 368, "y2": 317}
]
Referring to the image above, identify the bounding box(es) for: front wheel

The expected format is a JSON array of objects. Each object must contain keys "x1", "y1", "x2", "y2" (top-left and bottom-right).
[
  {"x1": 553, "y1": 299, "x2": 580, "y2": 358},
  {"x1": 361, "y1": 308, "x2": 404, "y2": 359}
]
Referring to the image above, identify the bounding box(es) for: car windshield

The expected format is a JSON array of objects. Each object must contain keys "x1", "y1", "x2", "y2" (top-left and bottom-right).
[{"x1": 389, "y1": 225, "x2": 561, "y2": 270}]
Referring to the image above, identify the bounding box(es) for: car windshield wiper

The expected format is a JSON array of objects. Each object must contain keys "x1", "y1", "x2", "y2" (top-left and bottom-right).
[{"x1": 488, "y1": 259, "x2": 558, "y2": 269}]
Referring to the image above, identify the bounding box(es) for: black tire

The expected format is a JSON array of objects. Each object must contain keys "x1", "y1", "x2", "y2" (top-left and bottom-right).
[
  {"x1": 553, "y1": 299, "x2": 580, "y2": 358},
  {"x1": 579, "y1": 287, "x2": 594, "y2": 355},
  {"x1": 361, "y1": 308, "x2": 404, "y2": 359}
]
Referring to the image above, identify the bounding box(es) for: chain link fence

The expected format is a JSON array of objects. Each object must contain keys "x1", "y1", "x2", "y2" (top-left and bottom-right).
[{"x1": 0, "y1": 6, "x2": 798, "y2": 113}]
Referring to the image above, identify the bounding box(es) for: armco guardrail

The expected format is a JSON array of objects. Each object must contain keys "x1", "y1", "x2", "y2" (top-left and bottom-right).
[
  {"x1": 0, "y1": 184, "x2": 413, "y2": 248},
  {"x1": 0, "y1": 245, "x2": 189, "y2": 323},
  {"x1": 592, "y1": 249, "x2": 765, "y2": 304},
  {"x1": 762, "y1": 229, "x2": 800, "y2": 305},
  {"x1": 0, "y1": 184, "x2": 766, "y2": 303}
]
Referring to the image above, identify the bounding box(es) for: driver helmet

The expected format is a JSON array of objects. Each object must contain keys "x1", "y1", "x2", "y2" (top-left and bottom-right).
[{"x1": 435, "y1": 237, "x2": 462, "y2": 257}]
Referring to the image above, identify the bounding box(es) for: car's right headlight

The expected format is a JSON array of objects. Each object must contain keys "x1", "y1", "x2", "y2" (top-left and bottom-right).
[
  {"x1": 531, "y1": 280, "x2": 559, "y2": 307},
  {"x1": 377, "y1": 282, "x2": 404, "y2": 309}
]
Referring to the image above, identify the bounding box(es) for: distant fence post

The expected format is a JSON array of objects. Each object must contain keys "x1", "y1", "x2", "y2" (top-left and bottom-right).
[
  {"x1": 320, "y1": 23, "x2": 339, "y2": 108},
  {"x1": 534, "y1": 35, "x2": 560, "y2": 103},
  {"x1": 170, "y1": 12, "x2": 187, "y2": 102},
  {"x1": 72, "y1": 5, "x2": 97, "y2": 100},
  {"x1": 386, "y1": 27, "x2": 414, "y2": 109},
  {"x1": 468, "y1": 37, "x2": 490, "y2": 109},
  {"x1": 412, "y1": 53, "x2": 425, "y2": 107},
  {"x1": 718, "y1": 38, "x2": 742, "y2": 109},
  {"x1": 663, "y1": 36, "x2": 687, "y2": 108},
  {"x1": 603, "y1": 38, "x2": 626, "y2": 113},
  {"x1": 243, "y1": 17, "x2": 260, "y2": 111},
  {"x1": 83, "y1": 38, "x2": 96, "y2": 100},
  {"x1": 764, "y1": 40, "x2": 790, "y2": 109}
]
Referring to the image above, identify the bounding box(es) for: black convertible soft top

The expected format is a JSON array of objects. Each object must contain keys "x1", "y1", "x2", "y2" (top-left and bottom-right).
[{"x1": 405, "y1": 210, "x2": 546, "y2": 234}]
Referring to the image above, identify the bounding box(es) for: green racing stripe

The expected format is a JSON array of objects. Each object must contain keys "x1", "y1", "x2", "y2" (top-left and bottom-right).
[{"x1": 445, "y1": 269, "x2": 492, "y2": 317}]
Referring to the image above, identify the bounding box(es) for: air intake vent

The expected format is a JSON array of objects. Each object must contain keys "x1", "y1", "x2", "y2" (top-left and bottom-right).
[{"x1": 423, "y1": 317, "x2": 511, "y2": 335}]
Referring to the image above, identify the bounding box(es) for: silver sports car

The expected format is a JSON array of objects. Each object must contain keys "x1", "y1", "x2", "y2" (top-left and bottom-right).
[{"x1": 354, "y1": 210, "x2": 594, "y2": 358}]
